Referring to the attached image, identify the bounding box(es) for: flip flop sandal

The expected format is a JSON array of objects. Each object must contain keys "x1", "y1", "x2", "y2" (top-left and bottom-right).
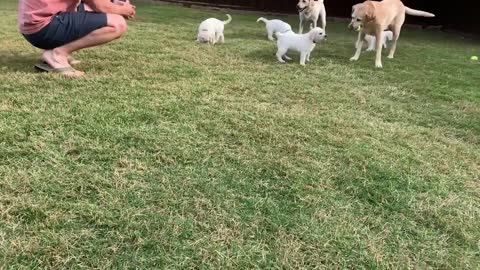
[
  {"x1": 36, "y1": 57, "x2": 81, "y2": 67},
  {"x1": 34, "y1": 61, "x2": 82, "y2": 76}
]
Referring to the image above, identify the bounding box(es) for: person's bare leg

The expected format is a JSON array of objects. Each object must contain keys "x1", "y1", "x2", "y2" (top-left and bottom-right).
[{"x1": 42, "y1": 14, "x2": 127, "y2": 75}]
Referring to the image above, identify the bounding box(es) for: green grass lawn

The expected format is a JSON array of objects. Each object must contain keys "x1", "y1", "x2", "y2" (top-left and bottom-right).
[{"x1": 1, "y1": 0, "x2": 479, "y2": 268}]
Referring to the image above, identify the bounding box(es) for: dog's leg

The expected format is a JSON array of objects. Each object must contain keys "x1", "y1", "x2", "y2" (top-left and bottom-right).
[
  {"x1": 319, "y1": 6, "x2": 327, "y2": 30},
  {"x1": 366, "y1": 44, "x2": 374, "y2": 52},
  {"x1": 388, "y1": 15, "x2": 405, "y2": 59},
  {"x1": 300, "y1": 52, "x2": 307, "y2": 66},
  {"x1": 211, "y1": 33, "x2": 219, "y2": 45},
  {"x1": 276, "y1": 47, "x2": 288, "y2": 63},
  {"x1": 382, "y1": 32, "x2": 387, "y2": 49},
  {"x1": 215, "y1": 33, "x2": 222, "y2": 44},
  {"x1": 366, "y1": 38, "x2": 375, "y2": 51},
  {"x1": 374, "y1": 30, "x2": 384, "y2": 68},
  {"x1": 219, "y1": 33, "x2": 225, "y2": 44},
  {"x1": 306, "y1": 51, "x2": 311, "y2": 62},
  {"x1": 387, "y1": 33, "x2": 399, "y2": 59},
  {"x1": 362, "y1": 36, "x2": 376, "y2": 52},
  {"x1": 388, "y1": 26, "x2": 402, "y2": 59},
  {"x1": 350, "y1": 32, "x2": 365, "y2": 61},
  {"x1": 299, "y1": 15, "x2": 304, "y2": 34},
  {"x1": 268, "y1": 30, "x2": 274, "y2": 41},
  {"x1": 284, "y1": 55, "x2": 292, "y2": 60}
]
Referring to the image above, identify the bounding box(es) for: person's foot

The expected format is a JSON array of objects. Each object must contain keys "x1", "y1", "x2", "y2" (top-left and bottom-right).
[
  {"x1": 43, "y1": 50, "x2": 81, "y2": 65},
  {"x1": 68, "y1": 56, "x2": 82, "y2": 65},
  {"x1": 42, "y1": 49, "x2": 84, "y2": 77}
]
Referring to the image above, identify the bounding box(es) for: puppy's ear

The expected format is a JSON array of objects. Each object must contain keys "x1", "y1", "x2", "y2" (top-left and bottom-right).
[
  {"x1": 309, "y1": 30, "x2": 317, "y2": 41},
  {"x1": 364, "y1": 1, "x2": 376, "y2": 21}
]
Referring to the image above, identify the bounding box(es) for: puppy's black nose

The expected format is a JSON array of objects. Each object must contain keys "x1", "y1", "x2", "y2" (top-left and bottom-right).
[{"x1": 324, "y1": 34, "x2": 328, "y2": 38}]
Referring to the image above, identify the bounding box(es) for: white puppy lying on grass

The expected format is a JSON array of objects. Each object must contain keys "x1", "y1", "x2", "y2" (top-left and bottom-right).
[
  {"x1": 356, "y1": 30, "x2": 394, "y2": 52},
  {"x1": 197, "y1": 14, "x2": 232, "y2": 45},
  {"x1": 275, "y1": 27, "x2": 326, "y2": 66},
  {"x1": 256, "y1": 17, "x2": 293, "y2": 41}
]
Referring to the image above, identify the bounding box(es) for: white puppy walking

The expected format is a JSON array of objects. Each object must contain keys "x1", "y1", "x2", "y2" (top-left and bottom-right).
[
  {"x1": 356, "y1": 31, "x2": 393, "y2": 52},
  {"x1": 256, "y1": 17, "x2": 293, "y2": 41},
  {"x1": 197, "y1": 14, "x2": 232, "y2": 45},
  {"x1": 275, "y1": 27, "x2": 327, "y2": 66}
]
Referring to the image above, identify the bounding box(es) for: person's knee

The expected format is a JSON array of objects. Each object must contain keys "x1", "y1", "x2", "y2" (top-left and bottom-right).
[
  {"x1": 108, "y1": 14, "x2": 128, "y2": 37},
  {"x1": 115, "y1": 17, "x2": 127, "y2": 35}
]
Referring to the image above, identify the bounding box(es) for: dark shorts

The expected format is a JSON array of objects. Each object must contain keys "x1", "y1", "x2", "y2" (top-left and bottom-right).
[{"x1": 23, "y1": 8, "x2": 107, "y2": 50}]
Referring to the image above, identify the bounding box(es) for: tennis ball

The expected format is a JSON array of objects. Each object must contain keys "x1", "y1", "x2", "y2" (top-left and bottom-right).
[
  {"x1": 471, "y1": 56, "x2": 478, "y2": 61},
  {"x1": 355, "y1": 25, "x2": 363, "y2": 32}
]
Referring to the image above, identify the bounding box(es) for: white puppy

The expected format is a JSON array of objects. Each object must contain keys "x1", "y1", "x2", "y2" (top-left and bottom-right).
[
  {"x1": 197, "y1": 14, "x2": 232, "y2": 45},
  {"x1": 275, "y1": 27, "x2": 326, "y2": 66},
  {"x1": 297, "y1": 0, "x2": 327, "y2": 33},
  {"x1": 356, "y1": 31, "x2": 393, "y2": 51},
  {"x1": 256, "y1": 17, "x2": 293, "y2": 41}
]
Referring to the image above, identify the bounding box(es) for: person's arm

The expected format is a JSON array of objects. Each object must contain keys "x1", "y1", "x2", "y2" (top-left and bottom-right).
[{"x1": 84, "y1": 0, "x2": 135, "y2": 18}]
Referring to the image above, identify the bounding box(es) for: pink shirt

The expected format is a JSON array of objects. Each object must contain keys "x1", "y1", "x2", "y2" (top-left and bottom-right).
[{"x1": 18, "y1": 0, "x2": 80, "y2": 34}]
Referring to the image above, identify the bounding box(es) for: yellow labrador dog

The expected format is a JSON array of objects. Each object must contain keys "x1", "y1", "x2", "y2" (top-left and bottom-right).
[
  {"x1": 297, "y1": 0, "x2": 327, "y2": 33},
  {"x1": 349, "y1": 0, "x2": 434, "y2": 68}
]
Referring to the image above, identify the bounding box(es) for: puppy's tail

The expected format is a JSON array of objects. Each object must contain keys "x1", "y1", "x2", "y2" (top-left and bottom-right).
[
  {"x1": 405, "y1": 7, "x2": 435, "y2": 17},
  {"x1": 256, "y1": 17, "x2": 268, "y2": 24},
  {"x1": 223, "y1": 14, "x2": 232, "y2": 25}
]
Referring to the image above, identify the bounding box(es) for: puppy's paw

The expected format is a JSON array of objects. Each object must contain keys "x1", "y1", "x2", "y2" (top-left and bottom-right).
[
  {"x1": 387, "y1": 54, "x2": 394, "y2": 59},
  {"x1": 284, "y1": 55, "x2": 292, "y2": 60},
  {"x1": 375, "y1": 62, "x2": 383, "y2": 68},
  {"x1": 350, "y1": 56, "x2": 359, "y2": 61}
]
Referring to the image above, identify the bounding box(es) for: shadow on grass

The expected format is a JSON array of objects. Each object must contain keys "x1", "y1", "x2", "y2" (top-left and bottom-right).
[
  {"x1": 0, "y1": 53, "x2": 40, "y2": 73},
  {"x1": 244, "y1": 48, "x2": 279, "y2": 63},
  {"x1": 228, "y1": 31, "x2": 266, "y2": 41},
  {"x1": 243, "y1": 45, "x2": 357, "y2": 68}
]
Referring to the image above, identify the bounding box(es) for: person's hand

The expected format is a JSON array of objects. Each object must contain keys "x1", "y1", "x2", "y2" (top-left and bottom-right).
[{"x1": 121, "y1": 3, "x2": 136, "y2": 19}]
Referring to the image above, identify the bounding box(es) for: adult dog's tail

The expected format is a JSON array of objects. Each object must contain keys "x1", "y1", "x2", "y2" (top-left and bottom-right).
[
  {"x1": 405, "y1": 7, "x2": 435, "y2": 17},
  {"x1": 256, "y1": 17, "x2": 269, "y2": 24},
  {"x1": 223, "y1": 14, "x2": 232, "y2": 25}
]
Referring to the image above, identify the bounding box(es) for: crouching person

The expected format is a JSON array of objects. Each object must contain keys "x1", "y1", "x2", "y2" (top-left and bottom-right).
[{"x1": 18, "y1": 0, "x2": 136, "y2": 77}]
